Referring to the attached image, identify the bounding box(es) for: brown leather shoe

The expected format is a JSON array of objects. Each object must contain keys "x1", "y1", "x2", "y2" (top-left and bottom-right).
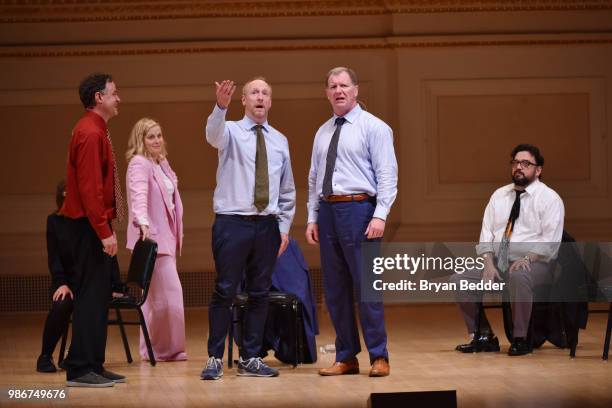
[
  {"x1": 369, "y1": 357, "x2": 390, "y2": 377},
  {"x1": 318, "y1": 358, "x2": 359, "y2": 376}
]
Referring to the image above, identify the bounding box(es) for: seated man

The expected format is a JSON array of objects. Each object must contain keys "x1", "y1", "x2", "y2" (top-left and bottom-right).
[{"x1": 451, "y1": 144, "x2": 564, "y2": 356}]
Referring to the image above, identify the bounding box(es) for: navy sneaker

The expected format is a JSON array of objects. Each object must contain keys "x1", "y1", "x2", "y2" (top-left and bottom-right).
[
  {"x1": 237, "y1": 357, "x2": 279, "y2": 377},
  {"x1": 201, "y1": 357, "x2": 223, "y2": 380}
]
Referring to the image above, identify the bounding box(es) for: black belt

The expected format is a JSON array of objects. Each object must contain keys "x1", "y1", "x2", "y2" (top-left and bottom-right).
[{"x1": 216, "y1": 214, "x2": 277, "y2": 221}]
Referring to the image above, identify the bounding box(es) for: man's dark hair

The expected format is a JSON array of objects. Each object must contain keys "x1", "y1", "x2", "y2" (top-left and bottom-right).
[
  {"x1": 55, "y1": 179, "x2": 66, "y2": 211},
  {"x1": 511, "y1": 143, "x2": 544, "y2": 166},
  {"x1": 78, "y1": 73, "x2": 113, "y2": 109}
]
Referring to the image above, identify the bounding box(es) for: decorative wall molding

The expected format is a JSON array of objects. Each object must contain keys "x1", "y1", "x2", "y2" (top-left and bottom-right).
[
  {"x1": 422, "y1": 76, "x2": 608, "y2": 201},
  {"x1": 1, "y1": 1, "x2": 612, "y2": 23},
  {"x1": 1, "y1": 34, "x2": 611, "y2": 58}
]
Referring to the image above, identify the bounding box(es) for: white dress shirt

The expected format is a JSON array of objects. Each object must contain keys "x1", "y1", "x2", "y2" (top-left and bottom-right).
[
  {"x1": 307, "y1": 104, "x2": 398, "y2": 223},
  {"x1": 476, "y1": 179, "x2": 565, "y2": 261},
  {"x1": 157, "y1": 163, "x2": 175, "y2": 210},
  {"x1": 205, "y1": 104, "x2": 296, "y2": 234}
]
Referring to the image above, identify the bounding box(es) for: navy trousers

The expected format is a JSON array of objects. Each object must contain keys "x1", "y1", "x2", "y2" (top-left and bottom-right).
[
  {"x1": 318, "y1": 199, "x2": 389, "y2": 363},
  {"x1": 207, "y1": 215, "x2": 281, "y2": 359}
]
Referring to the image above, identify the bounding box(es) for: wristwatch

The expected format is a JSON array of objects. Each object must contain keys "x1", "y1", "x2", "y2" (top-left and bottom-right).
[{"x1": 523, "y1": 254, "x2": 531, "y2": 264}]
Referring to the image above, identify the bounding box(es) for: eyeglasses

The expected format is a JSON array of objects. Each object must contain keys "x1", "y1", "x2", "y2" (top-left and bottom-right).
[{"x1": 510, "y1": 160, "x2": 537, "y2": 169}]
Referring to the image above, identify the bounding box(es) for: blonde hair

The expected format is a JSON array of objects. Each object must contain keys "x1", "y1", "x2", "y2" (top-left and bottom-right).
[
  {"x1": 125, "y1": 118, "x2": 167, "y2": 163},
  {"x1": 326, "y1": 66, "x2": 359, "y2": 87},
  {"x1": 242, "y1": 76, "x2": 272, "y2": 96}
]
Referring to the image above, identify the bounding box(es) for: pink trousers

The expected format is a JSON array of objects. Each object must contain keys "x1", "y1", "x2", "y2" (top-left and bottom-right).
[{"x1": 140, "y1": 254, "x2": 187, "y2": 361}]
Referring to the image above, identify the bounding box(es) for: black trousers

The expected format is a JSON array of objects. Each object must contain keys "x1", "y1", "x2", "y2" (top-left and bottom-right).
[
  {"x1": 64, "y1": 218, "x2": 117, "y2": 380},
  {"x1": 40, "y1": 298, "x2": 73, "y2": 356}
]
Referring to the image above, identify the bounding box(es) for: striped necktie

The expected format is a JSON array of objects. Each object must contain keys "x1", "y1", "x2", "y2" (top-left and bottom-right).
[
  {"x1": 106, "y1": 129, "x2": 125, "y2": 223},
  {"x1": 497, "y1": 189, "x2": 525, "y2": 275}
]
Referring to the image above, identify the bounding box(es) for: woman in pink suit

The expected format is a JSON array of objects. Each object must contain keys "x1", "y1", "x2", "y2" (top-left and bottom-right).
[{"x1": 125, "y1": 118, "x2": 187, "y2": 362}]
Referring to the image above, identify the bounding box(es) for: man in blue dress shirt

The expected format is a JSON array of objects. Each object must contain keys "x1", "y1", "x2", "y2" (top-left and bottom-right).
[
  {"x1": 306, "y1": 67, "x2": 398, "y2": 377},
  {"x1": 201, "y1": 78, "x2": 296, "y2": 380}
]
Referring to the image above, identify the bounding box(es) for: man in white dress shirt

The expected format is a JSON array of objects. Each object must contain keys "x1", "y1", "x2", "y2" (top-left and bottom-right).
[
  {"x1": 306, "y1": 67, "x2": 398, "y2": 377},
  {"x1": 452, "y1": 144, "x2": 564, "y2": 356}
]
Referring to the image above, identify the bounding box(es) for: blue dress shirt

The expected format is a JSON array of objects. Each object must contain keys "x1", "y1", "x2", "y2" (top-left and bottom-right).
[
  {"x1": 307, "y1": 104, "x2": 398, "y2": 223},
  {"x1": 206, "y1": 104, "x2": 296, "y2": 234}
]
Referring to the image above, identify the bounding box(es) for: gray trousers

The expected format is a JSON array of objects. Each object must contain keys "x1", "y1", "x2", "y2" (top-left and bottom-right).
[{"x1": 450, "y1": 261, "x2": 553, "y2": 338}]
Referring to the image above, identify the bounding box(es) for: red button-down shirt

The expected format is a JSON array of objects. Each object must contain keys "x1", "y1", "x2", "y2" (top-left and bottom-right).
[{"x1": 60, "y1": 111, "x2": 116, "y2": 239}]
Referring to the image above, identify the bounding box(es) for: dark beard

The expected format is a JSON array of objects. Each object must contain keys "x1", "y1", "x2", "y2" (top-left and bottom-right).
[{"x1": 512, "y1": 173, "x2": 532, "y2": 187}]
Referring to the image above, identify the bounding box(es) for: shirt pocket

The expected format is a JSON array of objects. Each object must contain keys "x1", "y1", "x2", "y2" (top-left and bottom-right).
[{"x1": 266, "y1": 146, "x2": 285, "y2": 180}]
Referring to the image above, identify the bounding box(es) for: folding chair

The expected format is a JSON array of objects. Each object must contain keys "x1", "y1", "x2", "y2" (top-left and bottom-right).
[{"x1": 58, "y1": 238, "x2": 158, "y2": 366}]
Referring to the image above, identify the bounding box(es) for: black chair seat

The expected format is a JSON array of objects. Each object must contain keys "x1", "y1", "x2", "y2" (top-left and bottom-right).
[
  {"x1": 110, "y1": 294, "x2": 137, "y2": 306},
  {"x1": 227, "y1": 291, "x2": 304, "y2": 368}
]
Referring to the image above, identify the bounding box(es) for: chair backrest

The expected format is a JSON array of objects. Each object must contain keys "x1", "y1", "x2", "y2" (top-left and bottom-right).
[{"x1": 126, "y1": 238, "x2": 158, "y2": 304}]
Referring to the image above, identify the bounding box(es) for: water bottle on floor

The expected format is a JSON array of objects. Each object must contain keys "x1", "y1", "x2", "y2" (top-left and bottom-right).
[{"x1": 319, "y1": 344, "x2": 336, "y2": 354}]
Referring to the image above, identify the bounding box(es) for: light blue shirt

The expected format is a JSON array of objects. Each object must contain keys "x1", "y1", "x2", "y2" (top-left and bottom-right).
[
  {"x1": 307, "y1": 104, "x2": 398, "y2": 223},
  {"x1": 205, "y1": 104, "x2": 296, "y2": 234}
]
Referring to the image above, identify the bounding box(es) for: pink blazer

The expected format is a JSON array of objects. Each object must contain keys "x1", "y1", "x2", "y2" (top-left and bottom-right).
[{"x1": 126, "y1": 154, "x2": 184, "y2": 256}]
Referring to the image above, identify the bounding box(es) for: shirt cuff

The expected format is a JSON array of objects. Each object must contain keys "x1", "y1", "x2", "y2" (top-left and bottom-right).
[
  {"x1": 373, "y1": 206, "x2": 388, "y2": 221},
  {"x1": 214, "y1": 103, "x2": 227, "y2": 114},
  {"x1": 307, "y1": 210, "x2": 318, "y2": 224},
  {"x1": 476, "y1": 243, "x2": 495, "y2": 256},
  {"x1": 278, "y1": 221, "x2": 290, "y2": 235},
  {"x1": 136, "y1": 216, "x2": 149, "y2": 226}
]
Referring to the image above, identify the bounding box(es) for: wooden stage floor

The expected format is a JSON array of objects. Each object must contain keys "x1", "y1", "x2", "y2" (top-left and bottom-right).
[{"x1": 0, "y1": 304, "x2": 610, "y2": 407}]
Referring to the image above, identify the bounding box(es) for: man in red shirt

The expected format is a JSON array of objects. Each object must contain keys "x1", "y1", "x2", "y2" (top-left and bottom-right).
[{"x1": 61, "y1": 73, "x2": 125, "y2": 387}]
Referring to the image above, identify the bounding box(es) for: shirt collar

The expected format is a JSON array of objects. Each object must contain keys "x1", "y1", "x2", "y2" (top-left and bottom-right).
[
  {"x1": 508, "y1": 178, "x2": 541, "y2": 196},
  {"x1": 333, "y1": 103, "x2": 362, "y2": 124},
  {"x1": 524, "y1": 178, "x2": 541, "y2": 195},
  {"x1": 239, "y1": 115, "x2": 270, "y2": 133},
  {"x1": 85, "y1": 110, "x2": 107, "y2": 130}
]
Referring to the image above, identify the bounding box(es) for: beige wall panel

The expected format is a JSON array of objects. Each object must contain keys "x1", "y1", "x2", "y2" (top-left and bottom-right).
[
  {"x1": 437, "y1": 93, "x2": 590, "y2": 183},
  {"x1": 394, "y1": 43, "x2": 612, "y2": 241},
  {"x1": 0, "y1": 104, "x2": 82, "y2": 194},
  {"x1": 425, "y1": 77, "x2": 605, "y2": 198}
]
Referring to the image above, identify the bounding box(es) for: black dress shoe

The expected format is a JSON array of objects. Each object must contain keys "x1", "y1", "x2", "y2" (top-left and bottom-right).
[
  {"x1": 456, "y1": 334, "x2": 500, "y2": 353},
  {"x1": 508, "y1": 337, "x2": 531, "y2": 356},
  {"x1": 36, "y1": 354, "x2": 57, "y2": 373}
]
